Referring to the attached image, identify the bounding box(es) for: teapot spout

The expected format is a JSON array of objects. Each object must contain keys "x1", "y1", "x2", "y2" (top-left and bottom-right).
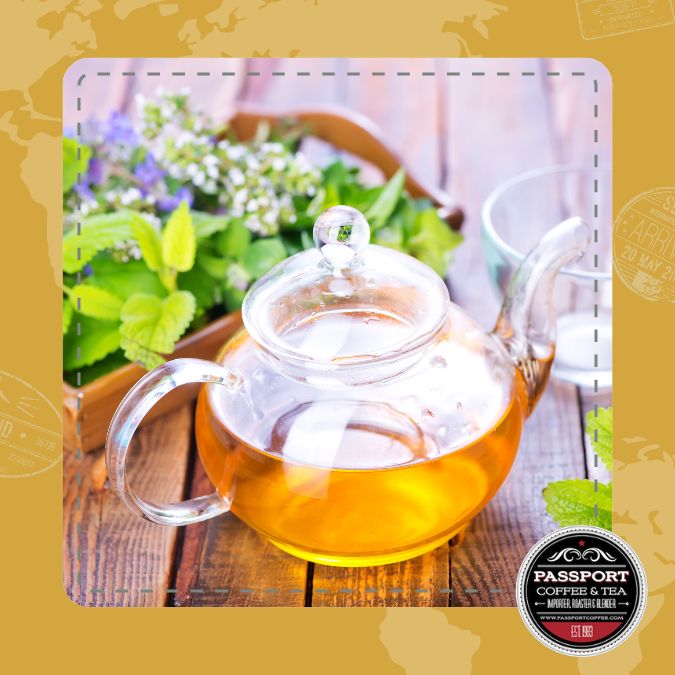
[{"x1": 492, "y1": 217, "x2": 591, "y2": 414}]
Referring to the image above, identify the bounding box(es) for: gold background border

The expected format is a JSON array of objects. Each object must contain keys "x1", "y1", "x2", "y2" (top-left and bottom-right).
[{"x1": 0, "y1": 1, "x2": 672, "y2": 673}]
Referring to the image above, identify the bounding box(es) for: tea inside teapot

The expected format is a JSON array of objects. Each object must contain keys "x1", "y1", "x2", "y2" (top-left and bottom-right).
[
  {"x1": 106, "y1": 204, "x2": 589, "y2": 567},
  {"x1": 196, "y1": 294, "x2": 524, "y2": 565}
]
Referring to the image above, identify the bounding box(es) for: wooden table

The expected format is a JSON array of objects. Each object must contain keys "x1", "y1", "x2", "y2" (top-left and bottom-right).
[{"x1": 63, "y1": 57, "x2": 612, "y2": 607}]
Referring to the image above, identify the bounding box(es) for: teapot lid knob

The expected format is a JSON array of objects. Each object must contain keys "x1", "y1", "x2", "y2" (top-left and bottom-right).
[{"x1": 313, "y1": 205, "x2": 370, "y2": 269}]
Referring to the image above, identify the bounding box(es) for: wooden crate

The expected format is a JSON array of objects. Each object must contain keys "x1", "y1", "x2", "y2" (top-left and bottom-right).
[{"x1": 63, "y1": 106, "x2": 463, "y2": 453}]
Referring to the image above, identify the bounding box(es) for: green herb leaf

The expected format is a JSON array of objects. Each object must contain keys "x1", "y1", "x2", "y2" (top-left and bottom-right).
[
  {"x1": 197, "y1": 252, "x2": 231, "y2": 279},
  {"x1": 407, "y1": 208, "x2": 463, "y2": 276},
  {"x1": 63, "y1": 212, "x2": 135, "y2": 274},
  {"x1": 222, "y1": 283, "x2": 246, "y2": 312},
  {"x1": 130, "y1": 213, "x2": 162, "y2": 272},
  {"x1": 322, "y1": 183, "x2": 341, "y2": 211},
  {"x1": 342, "y1": 184, "x2": 385, "y2": 214},
  {"x1": 373, "y1": 222, "x2": 405, "y2": 250},
  {"x1": 280, "y1": 233, "x2": 303, "y2": 256},
  {"x1": 543, "y1": 479, "x2": 612, "y2": 530},
  {"x1": 88, "y1": 257, "x2": 167, "y2": 299},
  {"x1": 62, "y1": 299, "x2": 73, "y2": 335},
  {"x1": 63, "y1": 316, "x2": 121, "y2": 371},
  {"x1": 178, "y1": 266, "x2": 220, "y2": 311},
  {"x1": 586, "y1": 406, "x2": 612, "y2": 471},
  {"x1": 64, "y1": 350, "x2": 128, "y2": 386},
  {"x1": 69, "y1": 285, "x2": 124, "y2": 321},
  {"x1": 216, "y1": 218, "x2": 251, "y2": 258},
  {"x1": 119, "y1": 290, "x2": 196, "y2": 369},
  {"x1": 241, "y1": 237, "x2": 286, "y2": 279},
  {"x1": 63, "y1": 137, "x2": 91, "y2": 193},
  {"x1": 322, "y1": 161, "x2": 358, "y2": 192},
  {"x1": 161, "y1": 201, "x2": 196, "y2": 273},
  {"x1": 191, "y1": 212, "x2": 231, "y2": 239},
  {"x1": 365, "y1": 168, "x2": 405, "y2": 229}
]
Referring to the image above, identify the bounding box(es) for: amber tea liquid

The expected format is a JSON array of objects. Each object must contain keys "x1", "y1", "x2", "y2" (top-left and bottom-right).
[{"x1": 195, "y1": 325, "x2": 528, "y2": 566}]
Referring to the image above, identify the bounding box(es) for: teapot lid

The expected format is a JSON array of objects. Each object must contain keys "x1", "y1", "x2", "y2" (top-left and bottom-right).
[{"x1": 242, "y1": 205, "x2": 450, "y2": 369}]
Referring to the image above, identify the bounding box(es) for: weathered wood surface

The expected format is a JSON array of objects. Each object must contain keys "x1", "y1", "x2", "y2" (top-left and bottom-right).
[
  {"x1": 63, "y1": 405, "x2": 193, "y2": 607},
  {"x1": 449, "y1": 380, "x2": 588, "y2": 606},
  {"x1": 63, "y1": 57, "x2": 612, "y2": 607},
  {"x1": 173, "y1": 458, "x2": 309, "y2": 607}
]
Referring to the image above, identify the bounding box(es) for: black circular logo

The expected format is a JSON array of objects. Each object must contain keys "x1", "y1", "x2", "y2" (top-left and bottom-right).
[{"x1": 516, "y1": 527, "x2": 647, "y2": 656}]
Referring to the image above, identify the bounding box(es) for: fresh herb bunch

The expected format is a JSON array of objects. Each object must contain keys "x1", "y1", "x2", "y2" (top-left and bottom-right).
[
  {"x1": 63, "y1": 90, "x2": 463, "y2": 384},
  {"x1": 543, "y1": 407, "x2": 612, "y2": 529}
]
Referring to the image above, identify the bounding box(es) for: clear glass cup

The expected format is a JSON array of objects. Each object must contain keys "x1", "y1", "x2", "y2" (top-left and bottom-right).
[{"x1": 481, "y1": 164, "x2": 611, "y2": 390}]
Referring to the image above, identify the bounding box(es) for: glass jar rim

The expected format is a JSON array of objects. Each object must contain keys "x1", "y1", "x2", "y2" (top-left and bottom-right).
[{"x1": 481, "y1": 163, "x2": 612, "y2": 282}]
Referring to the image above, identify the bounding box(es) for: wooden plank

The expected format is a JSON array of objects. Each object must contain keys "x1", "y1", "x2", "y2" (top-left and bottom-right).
[
  {"x1": 336, "y1": 58, "x2": 445, "y2": 187},
  {"x1": 442, "y1": 58, "x2": 560, "y2": 328},
  {"x1": 172, "y1": 453, "x2": 309, "y2": 607},
  {"x1": 450, "y1": 380, "x2": 588, "y2": 606},
  {"x1": 544, "y1": 58, "x2": 612, "y2": 171},
  {"x1": 310, "y1": 545, "x2": 450, "y2": 607},
  {"x1": 237, "y1": 57, "x2": 341, "y2": 107},
  {"x1": 439, "y1": 59, "x2": 588, "y2": 605},
  {"x1": 62, "y1": 404, "x2": 193, "y2": 607}
]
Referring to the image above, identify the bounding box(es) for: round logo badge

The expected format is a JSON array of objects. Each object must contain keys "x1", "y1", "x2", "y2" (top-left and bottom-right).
[{"x1": 516, "y1": 527, "x2": 647, "y2": 656}]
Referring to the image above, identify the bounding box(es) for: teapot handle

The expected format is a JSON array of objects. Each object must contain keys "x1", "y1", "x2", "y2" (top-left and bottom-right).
[{"x1": 105, "y1": 358, "x2": 242, "y2": 526}]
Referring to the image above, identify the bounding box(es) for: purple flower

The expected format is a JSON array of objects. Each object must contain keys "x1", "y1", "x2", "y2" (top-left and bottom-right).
[
  {"x1": 103, "y1": 111, "x2": 137, "y2": 147},
  {"x1": 133, "y1": 153, "x2": 164, "y2": 189},
  {"x1": 73, "y1": 182, "x2": 95, "y2": 201},
  {"x1": 87, "y1": 156, "x2": 105, "y2": 185},
  {"x1": 157, "y1": 187, "x2": 193, "y2": 213}
]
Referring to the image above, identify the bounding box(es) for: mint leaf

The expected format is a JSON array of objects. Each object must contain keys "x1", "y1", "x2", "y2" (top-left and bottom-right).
[
  {"x1": 407, "y1": 207, "x2": 463, "y2": 276},
  {"x1": 216, "y1": 218, "x2": 251, "y2": 258},
  {"x1": 586, "y1": 406, "x2": 612, "y2": 471},
  {"x1": 119, "y1": 290, "x2": 196, "y2": 369},
  {"x1": 342, "y1": 184, "x2": 386, "y2": 214},
  {"x1": 63, "y1": 137, "x2": 91, "y2": 193},
  {"x1": 88, "y1": 257, "x2": 167, "y2": 299},
  {"x1": 63, "y1": 299, "x2": 73, "y2": 335},
  {"x1": 64, "y1": 350, "x2": 128, "y2": 386},
  {"x1": 322, "y1": 160, "x2": 358, "y2": 194},
  {"x1": 197, "y1": 252, "x2": 230, "y2": 279},
  {"x1": 161, "y1": 201, "x2": 196, "y2": 273},
  {"x1": 178, "y1": 266, "x2": 221, "y2": 310},
  {"x1": 192, "y1": 212, "x2": 230, "y2": 239},
  {"x1": 365, "y1": 168, "x2": 405, "y2": 229},
  {"x1": 63, "y1": 212, "x2": 135, "y2": 273},
  {"x1": 373, "y1": 222, "x2": 405, "y2": 250},
  {"x1": 241, "y1": 237, "x2": 286, "y2": 279},
  {"x1": 63, "y1": 316, "x2": 121, "y2": 371},
  {"x1": 69, "y1": 285, "x2": 124, "y2": 321},
  {"x1": 543, "y1": 479, "x2": 612, "y2": 530},
  {"x1": 223, "y1": 283, "x2": 246, "y2": 312},
  {"x1": 130, "y1": 213, "x2": 162, "y2": 272}
]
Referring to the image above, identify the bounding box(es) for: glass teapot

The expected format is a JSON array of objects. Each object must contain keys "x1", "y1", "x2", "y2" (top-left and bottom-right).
[{"x1": 106, "y1": 205, "x2": 589, "y2": 567}]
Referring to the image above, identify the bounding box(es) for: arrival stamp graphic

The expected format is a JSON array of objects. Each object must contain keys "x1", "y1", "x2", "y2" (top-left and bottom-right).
[
  {"x1": 0, "y1": 371, "x2": 61, "y2": 478},
  {"x1": 517, "y1": 527, "x2": 647, "y2": 656},
  {"x1": 614, "y1": 187, "x2": 675, "y2": 303},
  {"x1": 576, "y1": 0, "x2": 674, "y2": 39}
]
